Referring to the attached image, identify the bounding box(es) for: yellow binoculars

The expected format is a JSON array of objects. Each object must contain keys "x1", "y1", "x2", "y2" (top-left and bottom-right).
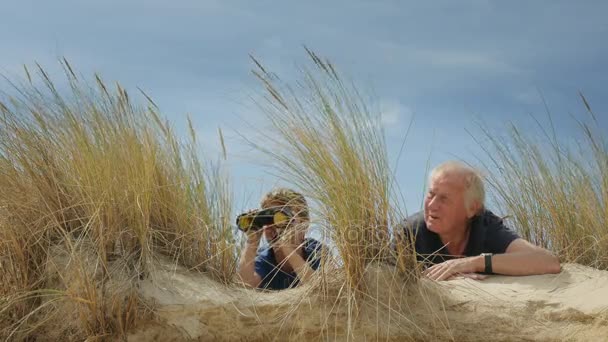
[{"x1": 236, "y1": 207, "x2": 294, "y2": 233}]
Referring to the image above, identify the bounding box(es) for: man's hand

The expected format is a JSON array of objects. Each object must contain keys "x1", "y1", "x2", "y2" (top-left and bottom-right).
[{"x1": 423, "y1": 256, "x2": 484, "y2": 281}]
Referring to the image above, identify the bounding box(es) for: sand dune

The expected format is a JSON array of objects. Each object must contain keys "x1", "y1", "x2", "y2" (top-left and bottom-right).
[{"x1": 128, "y1": 258, "x2": 608, "y2": 341}]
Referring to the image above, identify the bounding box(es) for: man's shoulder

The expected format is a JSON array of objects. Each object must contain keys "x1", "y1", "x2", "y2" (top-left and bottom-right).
[
  {"x1": 399, "y1": 211, "x2": 427, "y2": 232},
  {"x1": 472, "y1": 209, "x2": 520, "y2": 254},
  {"x1": 476, "y1": 209, "x2": 506, "y2": 229}
]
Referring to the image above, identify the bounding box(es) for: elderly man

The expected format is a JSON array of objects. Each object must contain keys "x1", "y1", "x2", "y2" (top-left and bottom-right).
[{"x1": 398, "y1": 161, "x2": 561, "y2": 281}]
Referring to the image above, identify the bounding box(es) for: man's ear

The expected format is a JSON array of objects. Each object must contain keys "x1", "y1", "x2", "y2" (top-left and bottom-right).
[{"x1": 466, "y1": 200, "x2": 480, "y2": 219}]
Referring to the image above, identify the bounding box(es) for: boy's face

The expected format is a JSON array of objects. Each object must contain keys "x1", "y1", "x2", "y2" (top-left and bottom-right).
[{"x1": 261, "y1": 200, "x2": 308, "y2": 243}]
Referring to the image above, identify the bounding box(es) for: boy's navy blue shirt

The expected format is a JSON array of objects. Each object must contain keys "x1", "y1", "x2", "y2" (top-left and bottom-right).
[
  {"x1": 254, "y1": 238, "x2": 323, "y2": 290},
  {"x1": 399, "y1": 209, "x2": 520, "y2": 265}
]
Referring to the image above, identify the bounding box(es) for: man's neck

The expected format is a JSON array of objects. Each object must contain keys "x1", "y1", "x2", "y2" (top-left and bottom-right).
[{"x1": 439, "y1": 223, "x2": 471, "y2": 256}]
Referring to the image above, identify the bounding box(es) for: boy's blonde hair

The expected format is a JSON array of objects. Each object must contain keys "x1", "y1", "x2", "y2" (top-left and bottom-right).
[{"x1": 260, "y1": 187, "x2": 309, "y2": 221}]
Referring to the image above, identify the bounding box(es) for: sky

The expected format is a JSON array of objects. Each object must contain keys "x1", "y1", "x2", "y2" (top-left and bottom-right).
[{"x1": 2, "y1": 0, "x2": 607, "y2": 217}]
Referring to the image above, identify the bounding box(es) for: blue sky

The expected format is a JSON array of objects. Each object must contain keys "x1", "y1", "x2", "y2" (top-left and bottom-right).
[{"x1": 2, "y1": 0, "x2": 607, "y2": 216}]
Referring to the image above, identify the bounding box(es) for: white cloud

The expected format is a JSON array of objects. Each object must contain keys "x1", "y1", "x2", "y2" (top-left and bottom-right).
[
  {"x1": 416, "y1": 49, "x2": 522, "y2": 74},
  {"x1": 379, "y1": 99, "x2": 413, "y2": 128},
  {"x1": 514, "y1": 88, "x2": 542, "y2": 105},
  {"x1": 376, "y1": 40, "x2": 523, "y2": 75}
]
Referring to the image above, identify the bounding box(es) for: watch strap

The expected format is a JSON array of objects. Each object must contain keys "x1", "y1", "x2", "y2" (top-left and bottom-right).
[{"x1": 483, "y1": 253, "x2": 493, "y2": 274}]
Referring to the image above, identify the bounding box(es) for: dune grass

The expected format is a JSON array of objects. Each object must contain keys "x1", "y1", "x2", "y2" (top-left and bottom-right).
[
  {"x1": 477, "y1": 94, "x2": 608, "y2": 269},
  {"x1": 245, "y1": 50, "x2": 448, "y2": 341},
  {"x1": 247, "y1": 48, "x2": 420, "y2": 319},
  {"x1": 5, "y1": 51, "x2": 605, "y2": 341},
  {"x1": 0, "y1": 61, "x2": 236, "y2": 340}
]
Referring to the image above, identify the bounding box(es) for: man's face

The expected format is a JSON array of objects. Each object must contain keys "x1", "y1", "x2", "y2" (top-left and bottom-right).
[{"x1": 424, "y1": 172, "x2": 470, "y2": 235}]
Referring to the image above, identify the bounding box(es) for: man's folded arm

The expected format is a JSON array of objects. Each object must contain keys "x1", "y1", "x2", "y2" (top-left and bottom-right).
[{"x1": 484, "y1": 238, "x2": 561, "y2": 276}]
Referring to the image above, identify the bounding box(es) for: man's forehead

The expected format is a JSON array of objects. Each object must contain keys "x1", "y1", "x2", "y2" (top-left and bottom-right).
[{"x1": 430, "y1": 172, "x2": 466, "y2": 190}]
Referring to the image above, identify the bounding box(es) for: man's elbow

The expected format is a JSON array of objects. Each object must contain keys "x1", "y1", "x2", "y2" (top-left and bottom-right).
[
  {"x1": 548, "y1": 256, "x2": 561, "y2": 274},
  {"x1": 543, "y1": 252, "x2": 561, "y2": 274}
]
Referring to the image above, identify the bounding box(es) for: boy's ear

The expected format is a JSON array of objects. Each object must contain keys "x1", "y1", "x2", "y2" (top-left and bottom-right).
[{"x1": 296, "y1": 229, "x2": 306, "y2": 242}]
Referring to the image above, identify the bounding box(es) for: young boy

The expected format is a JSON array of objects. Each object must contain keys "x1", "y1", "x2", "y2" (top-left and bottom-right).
[{"x1": 237, "y1": 188, "x2": 324, "y2": 290}]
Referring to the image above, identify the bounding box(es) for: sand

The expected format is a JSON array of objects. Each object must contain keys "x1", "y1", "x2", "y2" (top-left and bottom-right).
[{"x1": 127, "y1": 258, "x2": 608, "y2": 341}]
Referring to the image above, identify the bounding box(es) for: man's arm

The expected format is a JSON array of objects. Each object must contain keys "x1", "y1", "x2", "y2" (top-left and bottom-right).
[
  {"x1": 424, "y1": 238, "x2": 561, "y2": 280},
  {"x1": 480, "y1": 238, "x2": 561, "y2": 276}
]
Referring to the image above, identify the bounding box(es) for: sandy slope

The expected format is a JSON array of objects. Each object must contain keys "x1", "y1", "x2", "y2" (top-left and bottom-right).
[
  {"x1": 439, "y1": 264, "x2": 608, "y2": 341},
  {"x1": 128, "y1": 259, "x2": 608, "y2": 341}
]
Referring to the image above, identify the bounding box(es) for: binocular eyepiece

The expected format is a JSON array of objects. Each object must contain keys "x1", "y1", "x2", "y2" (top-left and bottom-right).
[{"x1": 236, "y1": 207, "x2": 295, "y2": 233}]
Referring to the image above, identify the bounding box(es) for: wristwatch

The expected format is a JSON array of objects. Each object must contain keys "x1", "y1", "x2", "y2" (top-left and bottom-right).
[{"x1": 481, "y1": 253, "x2": 493, "y2": 274}]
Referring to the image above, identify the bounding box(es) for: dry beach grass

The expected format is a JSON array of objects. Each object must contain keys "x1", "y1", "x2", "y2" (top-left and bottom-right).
[{"x1": 0, "y1": 52, "x2": 607, "y2": 341}]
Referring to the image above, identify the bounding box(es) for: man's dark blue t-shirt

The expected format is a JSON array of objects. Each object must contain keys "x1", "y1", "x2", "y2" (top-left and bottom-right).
[
  {"x1": 399, "y1": 209, "x2": 520, "y2": 265},
  {"x1": 254, "y1": 238, "x2": 323, "y2": 290}
]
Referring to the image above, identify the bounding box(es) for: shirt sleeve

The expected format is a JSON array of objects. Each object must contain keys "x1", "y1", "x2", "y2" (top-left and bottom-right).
[
  {"x1": 484, "y1": 216, "x2": 520, "y2": 254},
  {"x1": 305, "y1": 239, "x2": 324, "y2": 270},
  {"x1": 394, "y1": 213, "x2": 427, "y2": 262},
  {"x1": 392, "y1": 219, "x2": 409, "y2": 248}
]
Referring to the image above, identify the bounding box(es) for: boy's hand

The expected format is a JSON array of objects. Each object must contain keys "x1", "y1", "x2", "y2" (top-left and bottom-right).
[
  {"x1": 266, "y1": 226, "x2": 300, "y2": 254},
  {"x1": 242, "y1": 208, "x2": 263, "y2": 245},
  {"x1": 246, "y1": 228, "x2": 263, "y2": 245}
]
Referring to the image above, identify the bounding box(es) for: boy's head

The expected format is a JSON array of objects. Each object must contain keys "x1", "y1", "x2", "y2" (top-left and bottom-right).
[{"x1": 260, "y1": 188, "x2": 309, "y2": 227}]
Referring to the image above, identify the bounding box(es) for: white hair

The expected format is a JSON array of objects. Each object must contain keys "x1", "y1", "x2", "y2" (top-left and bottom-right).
[{"x1": 429, "y1": 161, "x2": 485, "y2": 212}]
